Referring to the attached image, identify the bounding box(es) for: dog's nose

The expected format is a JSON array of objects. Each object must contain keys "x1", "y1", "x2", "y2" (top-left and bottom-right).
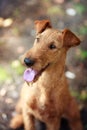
[{"x1": 24, "y1": 58, "x2": 35, "y2": 67}]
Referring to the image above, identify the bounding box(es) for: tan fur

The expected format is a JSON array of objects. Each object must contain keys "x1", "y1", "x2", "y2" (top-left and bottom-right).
[{"x1": 10, "y1": 20, "x2": 83, "y2": 130}]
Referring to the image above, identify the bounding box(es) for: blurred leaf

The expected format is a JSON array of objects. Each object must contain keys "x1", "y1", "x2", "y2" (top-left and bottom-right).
[
  {"x1": 11, "y1": 60, "x2": 25, "y2": 75},
  {"x1": 79, "y1": 26, "x2": 87, "y2": 35},
  {"x1": 12, "y1": 27, "x2": 20, "y2": 36},
  {"x1": 71, "y1": 90, "x2": 87, "y2": 101},
  {"x1": 47, "y1": 6, "x2": 63, "y2": 15},
  {"x1": 76, "y1": 49, "x2": 87, "y2": 60},
  {"x1": 13, "y1": 8, "x2": 20, "y2": 17},
  {"x1": 80, "y1": 95, "x2": 87, "y2": 101},
  {"x1": 43, "y1": 0, "x2": 50, "y2": 2},
  {"x1": 80, "y1": 92, "x2": 87, "y2": 101},
  {"x1": 74, "y1": 4, "x2": 86, "y2": 14},
  {"x1": 0, "y1": 41, "x2": 6, "y2": 45},
  {"x1": 80, "y1": 50, "x2": 87, "y2": 59},
  {"x1": 0, "y1": 67, "x2": 10, "y2": 82},
  {"x1": 71, "y1": 91, "x2": 79, "y2": 98},
  {"x1": 15, "y1": 65, "x2": 25, "y2": 75}
]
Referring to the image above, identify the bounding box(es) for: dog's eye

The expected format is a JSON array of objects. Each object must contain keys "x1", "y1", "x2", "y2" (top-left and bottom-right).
[{"x1": 49, "y1": 43, "x2": 56, "y2": 49}]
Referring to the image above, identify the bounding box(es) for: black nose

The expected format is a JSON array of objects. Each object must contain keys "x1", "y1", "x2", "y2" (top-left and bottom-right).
[{"x1": 24, "y1": 58, "x2": 35, "y2": 67}]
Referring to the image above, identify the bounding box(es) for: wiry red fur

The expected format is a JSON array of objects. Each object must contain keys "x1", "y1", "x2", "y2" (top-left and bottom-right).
[{"x1": 10, "y1": 20, "x2": 83, "y2": 130}]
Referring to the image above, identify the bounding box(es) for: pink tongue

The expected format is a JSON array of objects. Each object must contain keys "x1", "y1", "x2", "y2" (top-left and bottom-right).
[{"x1": 23, "y1": 68, "x2": 37, "y2": 82}]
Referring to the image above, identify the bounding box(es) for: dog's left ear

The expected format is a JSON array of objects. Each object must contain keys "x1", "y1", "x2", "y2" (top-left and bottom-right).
[
  {"x1": 34, "y1": 20, "x2": 52, "y2": 34},
  {"x1": 60, "y1": 29, "x2": 80, "y2": 47}
]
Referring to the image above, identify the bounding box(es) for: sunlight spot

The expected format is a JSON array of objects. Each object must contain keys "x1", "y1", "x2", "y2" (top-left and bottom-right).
[
  {"x1": 66, "y1": 8, "x2": 76, "y2": 16},
  {"x1": 3, "y1": 18, "x2": 13, "y2": 27},
  {"x1": 0, "y1": 88, "x2": 7, "y2": 97},
  {"x1": 11, "y1": 60, "x2": 20, "y2": 68},
  {"x1": 65, "y1": 71, "x2": 76, "y2": 79}
]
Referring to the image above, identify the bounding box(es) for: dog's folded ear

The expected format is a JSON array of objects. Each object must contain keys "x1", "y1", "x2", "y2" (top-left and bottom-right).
[
  {"x1": 34, "y1": 20, "x2": 52, "y2": 34},
  {"x1": 61, "y1": 29, "x2": 80, "y2": 47}
]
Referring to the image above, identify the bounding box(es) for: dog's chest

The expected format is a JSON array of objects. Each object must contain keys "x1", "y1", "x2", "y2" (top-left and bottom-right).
[{"x1": 27, "y1": 94, "x2": 57, "y2": 120}]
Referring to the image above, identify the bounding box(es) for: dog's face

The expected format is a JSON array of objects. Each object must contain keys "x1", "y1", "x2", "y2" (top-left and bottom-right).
[
  {"x1": 21, "y1": 20, "x2": 80, "y2": 82},
  {"x1": 24, "y1": 29, "x2": 64, "y2": 71}
]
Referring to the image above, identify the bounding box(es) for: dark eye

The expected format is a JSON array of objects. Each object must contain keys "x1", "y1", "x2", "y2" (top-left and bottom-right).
[{"x1": 49, "y1": 43, "x2": 56, "y2": 49}]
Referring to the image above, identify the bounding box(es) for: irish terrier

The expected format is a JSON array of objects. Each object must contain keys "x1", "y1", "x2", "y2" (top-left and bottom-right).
[{"x1": 10, "y1": 20, "x2": 83, "y2": 130}]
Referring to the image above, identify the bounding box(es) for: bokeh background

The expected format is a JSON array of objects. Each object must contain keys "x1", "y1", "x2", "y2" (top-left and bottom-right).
[{"x1": 0, "y1": 0, "x2": 87, "y2": 130}]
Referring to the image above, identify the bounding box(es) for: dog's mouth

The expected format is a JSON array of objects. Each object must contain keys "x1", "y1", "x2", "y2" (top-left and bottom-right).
[{"x1": 23, "y1": 63, "x2": 50, "y2": 83}]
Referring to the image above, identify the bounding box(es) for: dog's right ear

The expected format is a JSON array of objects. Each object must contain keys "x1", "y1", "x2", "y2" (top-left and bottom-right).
[
  {"x1": 62, "y1": 29, "x2": 80, "y2": 47},
  {"x1": 34, "y1": 20, "x2": 52, "y2": 34},
  {"x1": 58, "y1": 29, "x2": 80, "y2": 48}
]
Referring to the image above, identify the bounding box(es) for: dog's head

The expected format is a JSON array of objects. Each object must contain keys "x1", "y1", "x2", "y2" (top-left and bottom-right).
[{"x1": 21, "y1": 20, "x2": 80, "y2": 83}]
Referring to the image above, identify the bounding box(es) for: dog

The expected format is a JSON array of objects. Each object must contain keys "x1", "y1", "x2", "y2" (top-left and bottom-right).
[{"x1": 10, "y1": 20, "x2": 83, "y2": 130}]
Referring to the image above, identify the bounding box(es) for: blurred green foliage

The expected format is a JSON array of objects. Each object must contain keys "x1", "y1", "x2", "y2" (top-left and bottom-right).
[
  {"x1": 74, "y1": 3, "x2": 86, "y2": 14},
  {"x1": 11, "y1": 60, "x2": 25, "y2": 75},
  {"x1": 78, "y1": 49, "x2": 87, "y2": 60},
  {"x1": 80, "y1": 50, "x2": 87, "y2": 59},
  {"x1": 12, "y1": 27, "x2": 20, "y2": 36},
  {"x1": 13, "y1": 8, "x2": 20, "y2": 17},
  {"x1": 71, "y1": 90, "x2": 87, "y2": 101},
  {"x1": 47, "y1": 6, "x2": 63, "y2": 15},
  {"x1": 79, "y1": 26, "x2": 87, "y2": 35},
  {"x1": 0, "y1": 66, "x2": 11, "y2": 82},
  {"x1": 0, "y1": 60, "x2": 24, "y2": 83}
]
